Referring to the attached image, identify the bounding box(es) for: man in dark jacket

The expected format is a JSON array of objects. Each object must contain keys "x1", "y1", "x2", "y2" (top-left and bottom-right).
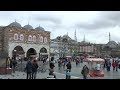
[
  {"x1": 25, "y1": 60, "x2": 33, "y2": 79},
  {"x1": 32, "y1": 60, "x2": 38, "y2": 79},
  {"x1": 49, "y1": 58, "x2": 55, "y2": 69},
  {"x1": 81, "y1": 65, "x2": 89, "y2": 79},
  {"x1": 66, "y1": 61, "x2": 72, "y2": 72},
  {"x1": 12, "y1": 59, "x2": 17, "y2": 73}
]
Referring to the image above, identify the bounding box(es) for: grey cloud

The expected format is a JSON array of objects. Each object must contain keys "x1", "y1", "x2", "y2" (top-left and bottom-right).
[
  {"x1": 34, "y1": 16, "x2": 61, "y2": 24},
  {"x1": 75, "y1": 11, "x2": 120, "y2": 30}
]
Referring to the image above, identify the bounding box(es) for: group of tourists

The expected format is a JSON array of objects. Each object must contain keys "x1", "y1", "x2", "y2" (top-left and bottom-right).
[
  {"x1": 6, "y1": 57, "x2": 18, "y2": 73},
  {"x1": 24, "y1": 59, "x2": 38, "y2": 79},
  {"x1": 58, "y1": 57, "x2": 72, "y2": 71},
  {"x1": 104, "y1": 58, "x2": 120, "y2": 72}
]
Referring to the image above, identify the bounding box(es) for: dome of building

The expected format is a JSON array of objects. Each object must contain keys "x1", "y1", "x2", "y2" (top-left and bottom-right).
[
  {"x1": 107, "y1": 41, "x2": 118, "y2": 48},
  {"x1": 23, "y1": 24, "x2": 33, "y2": 29},
  {"x1": 63, "y1": 35, "x2": 72, "y2": 41},
  {"x1": 8, "y1": 21, "x2": 22, "y2": 28},
  {"x1": 35, "y1": 26, "x2": 45, "y2": 31}
]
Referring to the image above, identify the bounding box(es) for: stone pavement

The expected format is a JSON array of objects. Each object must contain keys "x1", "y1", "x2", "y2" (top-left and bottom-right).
[
  {"x1": 0, "y1": 61, "x2": 120, "y2": 79},
  {"x1": 0, "y1": 70, "x2": 80, "y2": 79}
]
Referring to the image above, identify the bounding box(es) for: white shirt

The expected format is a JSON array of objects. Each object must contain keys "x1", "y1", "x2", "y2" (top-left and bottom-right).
[{"x1": 97, "y1": 64, "x2": 100, "y2": 70}]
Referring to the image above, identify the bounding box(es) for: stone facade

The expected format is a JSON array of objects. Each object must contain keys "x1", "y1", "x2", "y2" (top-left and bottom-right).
[
  {"x1": 78, "y1": 41, "x2": 95, "y2": 53},
  {"x1": 0, "y1": 22, "x2": 50, "y2": 60},
  {"x1": 50, "y1": 34, "x2": 79, "y2": 58}
]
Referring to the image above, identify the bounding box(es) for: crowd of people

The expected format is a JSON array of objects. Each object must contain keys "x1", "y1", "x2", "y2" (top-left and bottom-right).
[
  {"x1": 24, "y1": 59, "x2": 38, "y2": 79},
  {"x1": 6, "y1": 55, "x2": 120, "y2": 79},
  {"x1": 104, "y1": 58, "x2": 120, "y2": 72}
]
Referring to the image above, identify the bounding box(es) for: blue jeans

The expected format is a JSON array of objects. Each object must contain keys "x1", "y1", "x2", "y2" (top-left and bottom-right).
[{"x1": 83, "y1": 75, "x2": 87, "y2": 79}]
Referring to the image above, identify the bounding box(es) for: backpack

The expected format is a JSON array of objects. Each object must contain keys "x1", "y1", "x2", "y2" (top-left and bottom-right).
[{"x1": 81, "y1": 70, "x2": 84, "y2": 74}]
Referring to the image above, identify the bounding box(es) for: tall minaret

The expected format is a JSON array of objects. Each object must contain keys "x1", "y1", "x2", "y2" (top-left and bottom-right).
[
  {"x1": 109, "y1": 32, "x2": 111, "y2": 42},
  {"x1": 67, "y1": 32, "x2": 68, "y2": 36},
  {"x1": 75, "y1": 29, "x2": 77, "y2": 42}
]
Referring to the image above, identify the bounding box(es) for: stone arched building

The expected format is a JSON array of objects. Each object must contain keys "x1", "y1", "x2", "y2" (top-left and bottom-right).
[{"x1": 0, "y1": 21, "x2": 50, "y2": 60}]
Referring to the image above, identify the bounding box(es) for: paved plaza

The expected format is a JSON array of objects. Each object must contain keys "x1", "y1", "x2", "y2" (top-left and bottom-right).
[{"x1": 0, "y1": 61, "x2": 120, "y2": 79}]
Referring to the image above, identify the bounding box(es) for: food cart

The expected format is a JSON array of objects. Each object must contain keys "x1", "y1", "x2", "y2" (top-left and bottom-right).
[{"x1": 84, "y1": 58, "x2": 105, "y2": 77}]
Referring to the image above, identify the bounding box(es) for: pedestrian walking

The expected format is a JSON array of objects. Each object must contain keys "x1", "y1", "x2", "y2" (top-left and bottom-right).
[
  {"x1": 32, "y1": 60, "x2": 38, "y2": 79},
  {"x1": 81, "y1": 65, "x2": 89, "y2": 79},
  {"x1": 24, "y1": 59, "x2": 33, "y2": 79}
]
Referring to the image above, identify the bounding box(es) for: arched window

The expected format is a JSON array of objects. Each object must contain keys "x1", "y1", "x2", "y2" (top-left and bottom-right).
[
  {"x1": 14, "y1": 33, "x2": 18, "y2": 40},
  {"x1": 44, "y1": 37, "x2": 47, "y2": 43},
  {"x1": 40, "y1": 36, "x2": 43, "y2": 43},
  {"x1": 33, "y1": 35, "x2": 36, "y2": 42},
  {"x1": 20, "y1": 34, "x2": 24, "y2": 41},
  {"x1": 28, "y1": 35, "x2": 32, "y2": 41}
]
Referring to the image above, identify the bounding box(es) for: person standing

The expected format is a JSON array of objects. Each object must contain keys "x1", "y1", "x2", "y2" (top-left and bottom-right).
[
  {"x1": 32, "y1": 60, "x2": 38, "y2": 79},
  {"x1": 112, "y1": 60, "x2": 116, "y2": 71},
  {"x1": 115, "y1": 60, "x2": 119, "y2": 72},
  {"x1": 25, "y1": 60, "x2": 33, "y2": 79},
  {"x1": 96, "y1": 63, "x2": 101, "y2": 73},
  {"x1": 66, "y1": 61, "x2": 72, "y2": 72},
  {"x1": 65, "y1": 69, "x2": 71, "y2": 79},
  {"x1": 81, "y1": 65, "x2": 89, "y2": 79},
  {"x1": 106, "y1": 61, "x2": 111, "y2": 71},
  {"x1": 58, "y1": 60, "x2": 62, "y2": 70},
  {"x1": 12, "y1": 59, "x2": 17, "y2": 73},
  {"x1": 49, "y1": 58, "x2": 56, "y2": 78}
]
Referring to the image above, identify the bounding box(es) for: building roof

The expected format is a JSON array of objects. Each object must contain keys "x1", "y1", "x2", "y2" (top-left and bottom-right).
[
  {"x1": 8, "y1": 21, "x2": 22, "y2": 28},
  {"x1": 35, "y1": 26, "x2": 45, "y2": 31},
  {"x1": 106, "y1": 40, "x2": 118, "y2": 48},
  {"x1": 23, "y1": 24, "x2": 33, "y2": 29}
]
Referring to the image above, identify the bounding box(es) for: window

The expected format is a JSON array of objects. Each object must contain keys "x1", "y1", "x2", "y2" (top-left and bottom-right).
[
  {"x1": 33, "y1": 35, "x2": 36, "y2": 42},
  {"x1": 40, "y1": 36, "x2": 43, "y2": 43},
  {"x1": 44, "y1": 37, "x2": 47, "y2": 43},
  {"x1": 20, "y1": 34, "x2": 24, "y2": 41},
  {"x1": 28, "y1": 35, "x2": 32, "y2": 41},
  {"x1": 14, "y1": 33, "x2": 18, "y2": 40}
]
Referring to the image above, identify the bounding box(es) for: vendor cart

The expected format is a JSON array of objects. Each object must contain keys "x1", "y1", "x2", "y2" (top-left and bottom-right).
[{"x1": 84, "y1": 58, "x2": 105, "y2": 77}]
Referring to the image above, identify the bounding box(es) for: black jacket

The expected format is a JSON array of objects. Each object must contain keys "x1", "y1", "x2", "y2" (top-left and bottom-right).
[
  {"x1": 66, "y1": 63, "x2": 71, "y2": 69},
  {"x1": 25, "y1": 61, "x2": 33, "y2": 73},
  {"x1": 32, "y1": 63, "x2": 38, "y2": 72},
  {"x1": 50, "y1": 62, "x2": 55, "y2": 69}
]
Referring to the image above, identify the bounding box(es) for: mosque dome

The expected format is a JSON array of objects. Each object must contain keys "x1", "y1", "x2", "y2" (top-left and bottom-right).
[
  {"x1": 107, "y1": 41, "x2": 118, "y2": 48},
  {"x1": 35, "y1": 25, "x2": 45, "y2": 31},
  {"x1": 23, "y1": 24, "x2": 33, "y2": 29},
  {"x1": 8, "y1": 21, "x2": 22, "y2": 28}
]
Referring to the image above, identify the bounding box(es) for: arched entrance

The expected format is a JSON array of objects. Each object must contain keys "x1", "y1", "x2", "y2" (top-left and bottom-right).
[
  {"x1": 39, "y1": 47, "x2": 48, "y2": 60},
  {"x1": 26, "y1": 48, "x2": 37, "y2": 58},
  {"x1": 12, "y1": 46, "x2": 25, "y2": 60}
]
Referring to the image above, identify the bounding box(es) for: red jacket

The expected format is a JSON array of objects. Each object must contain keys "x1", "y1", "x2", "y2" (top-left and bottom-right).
[{"x1": 112, "y1": 62, "x2": 116, "y2": 67}]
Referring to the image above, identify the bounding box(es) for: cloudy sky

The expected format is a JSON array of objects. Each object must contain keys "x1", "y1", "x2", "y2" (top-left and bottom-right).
[{"x1": 0, "y1": 11, "x2": 120, "y2": 44}]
